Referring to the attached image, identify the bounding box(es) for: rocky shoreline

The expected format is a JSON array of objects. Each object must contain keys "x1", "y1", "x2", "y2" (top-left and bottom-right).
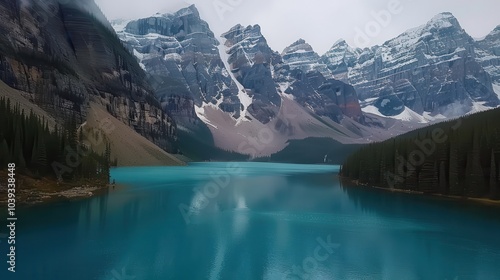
[{"x1": 0, "y1": 171, "x2": 110, "y2": 206}]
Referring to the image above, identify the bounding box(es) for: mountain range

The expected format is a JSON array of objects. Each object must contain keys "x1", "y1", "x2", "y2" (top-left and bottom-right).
[
  {"x1": 111, "y1": 5, "x2": 500, "y2": 158},
  {"x1": 1, "y1": 1, "x2": 499, "y2": 163},
  {"x1": 323, "y1": 12, "x2": 500, "y2": 119}
]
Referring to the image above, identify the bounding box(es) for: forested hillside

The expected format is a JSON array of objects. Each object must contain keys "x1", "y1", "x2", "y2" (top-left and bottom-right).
[
  {"x1": 341, "y1": 108, "x2": 500, "y2": 199},
  {"x1": 0, "y1": 97, "x2": 113, "y2": 183}
]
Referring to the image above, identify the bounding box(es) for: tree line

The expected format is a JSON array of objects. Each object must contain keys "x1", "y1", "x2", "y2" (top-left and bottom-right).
[
  {"x1": 0, "y1": 97, "x2": 114, "y2": 184},
  {"x1": 341, "y1": 108, "x2": 500, "y2": 199}
]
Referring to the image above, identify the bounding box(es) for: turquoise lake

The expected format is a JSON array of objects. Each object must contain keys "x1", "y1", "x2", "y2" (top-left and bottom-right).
[{"x1": 2, "y1": 162, "x2": 500, "y2": 279}]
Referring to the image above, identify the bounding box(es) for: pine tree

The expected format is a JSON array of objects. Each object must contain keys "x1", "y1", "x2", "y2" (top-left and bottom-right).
[
  {"x1": 12, "y1": 127, "x2": 26, "y2": 169},
  {"x1": 465, "y1": 130, "x2": 485, "y2": 197},
  {"x1": 31, "y1": 134, "x2": 38, "y2": 167},
  {"x1": 418, "y1": 160, "x2": 438, "y2": 193},
  {"x1": 439, "y1": 161, "x2": 447, "y2": 194},
  {"x1": 0, "y1": 138, "x2": 9, "y2": 166},
  {"x1": 490, "y1": 150, "x2": 497, "y2": 198},
  {"x1": 34, "y1": 135, "x2": 48, "y2": 174},
  {"x1": 104, "y1": 142, "x2": 111, "y2": 182},
  {"x1": 67, "y1": 112, "x2": 78, "y2": 149},
  {"x1": 449, "y1": 140, "x2": 461, "y2": 195}
]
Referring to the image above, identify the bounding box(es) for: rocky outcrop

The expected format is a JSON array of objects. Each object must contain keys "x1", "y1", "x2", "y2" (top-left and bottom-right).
[
  {"x1": 281, "y1": 39, "x2": 332, "y2": 79},
  {"x1": 323, "y1": 13, "x2": 499, "y2": 118},
  {"x1": 321, "y1": 39, "x2": 361, "y2": 82},
  {"x1": 0, "y1": 0, "x2": 177, "y2": 152},
  {"x1": 280, "y1": 39, "x2": 364, "y2": 123}
]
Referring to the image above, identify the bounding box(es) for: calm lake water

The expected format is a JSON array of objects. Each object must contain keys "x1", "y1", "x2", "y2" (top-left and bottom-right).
[{"x1": 2, "y1": 162, "x2": 500, "y2": 280}]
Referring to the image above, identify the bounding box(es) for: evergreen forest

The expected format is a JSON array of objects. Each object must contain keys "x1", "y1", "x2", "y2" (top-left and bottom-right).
[{"x1": 341, "y1": 108, "x2": 500, "y2": 199}]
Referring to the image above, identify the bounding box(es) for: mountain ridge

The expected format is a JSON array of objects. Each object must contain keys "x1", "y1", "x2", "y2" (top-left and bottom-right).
[
  {"x1": 112, "y1": 6, "x2": 500, "y2": 157},
  {"x1": 321, "y1": 11, "x2": 499, "y2": 119},
  {"x1": 114, "y1": 6, "x2": 411, "y2": 158}
]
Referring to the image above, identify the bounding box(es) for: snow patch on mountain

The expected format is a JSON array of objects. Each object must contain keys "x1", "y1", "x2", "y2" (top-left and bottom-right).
[
  {"x1": 363, "y1": 105, "x2": 428, "y2": 123},
  {"x1": 423, "y1": 112, "x2": 447, "y2": 122},
  {"x1": 195, "y1": 103, "x2": 219, "y2": 129},
  {"x1": 493, "y1": 84, "x2": 500, "y2": 99},
  {"x1": 471, "y1": 102, "x2": 492, "y2": 113},
  {"x1": 110, "y1": 19, "x2": 131, "y2": 32},
  {"x1": 363, "y1": 103, "x2": 464, "y2": 124},
  {"x1": 278, "y1": 83, "x2": 295, "y2": 100},
  {"x1": 216, "y1": 41, "x2": 252, "y2": 124}
]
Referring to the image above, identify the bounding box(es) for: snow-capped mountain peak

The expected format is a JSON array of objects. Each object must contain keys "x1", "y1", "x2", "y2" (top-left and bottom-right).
[
  {"x1": 384, "y1": 12, "x2": 465, "y2": 51},
  {"x1": 281, "y1": 38, "x2": 332, "y2": 78},
  {"x1": 428, "y1": 12, "x2": 460, "y2": 28},
  {"x1": 332, "y1": 38, "x2": 348, "y2": 47},
  {"x1": 282, "y1": 39, "x2": 315, "y2": 55},
  {"x1": 321, "y1": 39, "x2": 360, "y2": 81},
  {"x1": 323, "y1": 12, "x2": 498, "y2": 119},
  {"x1": 112, "y1": 5, "x2": 243, "y2": 123},
  {"x1": 152, "y1": 4, "x2": 199, "y2": 18}
]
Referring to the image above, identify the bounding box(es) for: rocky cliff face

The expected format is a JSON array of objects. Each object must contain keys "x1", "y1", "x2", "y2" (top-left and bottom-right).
[
  {"x1": 476, "y1": 25, "x2": 500, "y2": 92},
  {"x1": 0, "y1": 0, "x2": 176, "y2": 151},
  {"x1": 219, "y1": 24, "x2": 366, "y2": 125},
  {"x1": 220, "y1": 23, "x2": 284, "y2": 124},
  {"x1": 323, "y1": 13, "x2": 499, "y2": 118}
]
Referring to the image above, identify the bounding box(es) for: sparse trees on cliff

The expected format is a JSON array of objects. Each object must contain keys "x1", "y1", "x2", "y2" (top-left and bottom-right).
[{"x1": 0, "y1": 97, "x2": 113, "y2": 184}]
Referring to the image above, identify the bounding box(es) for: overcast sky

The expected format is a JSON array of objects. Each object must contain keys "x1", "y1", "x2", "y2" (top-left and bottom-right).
[{"x1": 95, "y1": 0, "x2": 500, "y2": 54}]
